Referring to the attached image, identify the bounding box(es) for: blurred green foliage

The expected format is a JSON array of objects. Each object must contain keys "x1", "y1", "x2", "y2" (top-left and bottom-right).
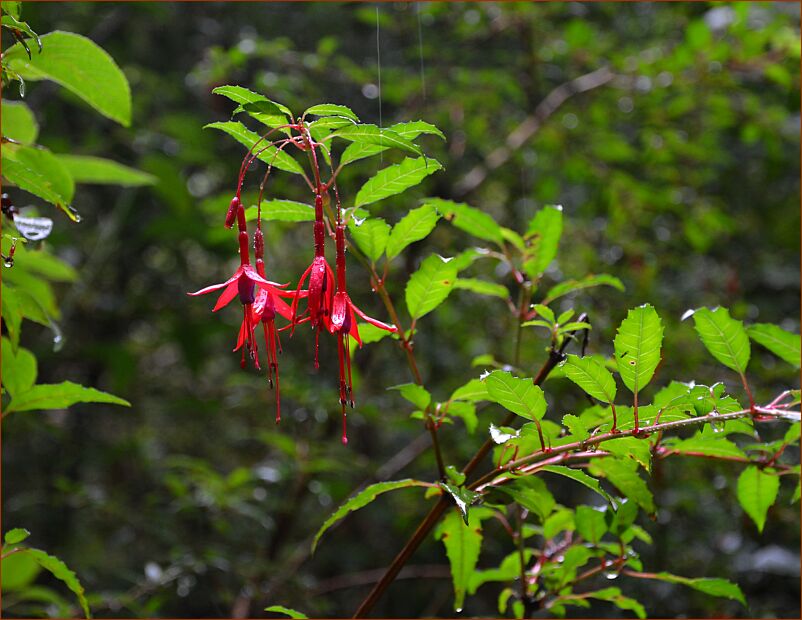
[{"x1": 2, "y1": 2, "x2": 799, "y2": 618}]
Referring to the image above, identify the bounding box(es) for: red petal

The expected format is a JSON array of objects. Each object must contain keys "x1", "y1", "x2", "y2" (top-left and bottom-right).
[
  {"x1": 187, "y1": 266, "x2": 244, "y2": 296},
  {"x1": 351, "y1": 301, "x2": 397, "y2": 332},
  {"x1": 213, "y1": 281, "x2": 239, "y2": 312},
  {"x1": 329, "y1": 292, "x2": 348, "y2": 334}
]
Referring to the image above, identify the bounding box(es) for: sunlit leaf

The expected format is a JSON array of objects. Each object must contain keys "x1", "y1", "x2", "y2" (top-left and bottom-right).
[
  {"x1": 405, "y1": 254, "x2": 458, "y2": 320},
  {"x1": 386, "y1": 203, "x2": 440, "y2": 260},
  {"x1": 690, "y1": 306, "x2": 750, "y2": 374},
  {"x1": 746, "y1": 323, "x2": 800, "y2": 368},
  {"x1": 355, "y1": 157, "x2": 442, "y2": 208},
  {"x1": 614, "y1": 304, "x2": 664, "y2": 395},
  {"x1": 737, "y1": 465, "x2": 779, "y2": 533}
]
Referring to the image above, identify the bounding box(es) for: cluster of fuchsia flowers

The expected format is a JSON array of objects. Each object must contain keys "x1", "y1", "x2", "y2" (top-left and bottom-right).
[{"x1": 188, "y1": 121, "x2": 397, "y2": 444}]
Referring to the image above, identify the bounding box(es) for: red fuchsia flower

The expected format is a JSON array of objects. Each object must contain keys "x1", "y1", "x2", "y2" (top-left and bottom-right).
[
  {"x1": 189, "y1": 209, "x2": 292, "y2": 371},
  {"x1": 328, "y1": 224, "x2": 397, "y2": 444},
  {"x1": 291, "y1": 193, "x2": 335, "y2": 368}
]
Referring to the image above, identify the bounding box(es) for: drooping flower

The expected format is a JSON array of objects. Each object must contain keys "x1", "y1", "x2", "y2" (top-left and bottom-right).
[
  {"x1": 328, "y1": 224, "x2": 397, "y2": 443},
  {"x1": 291, "y1": 193, "x2": 335, "y2": 368}
]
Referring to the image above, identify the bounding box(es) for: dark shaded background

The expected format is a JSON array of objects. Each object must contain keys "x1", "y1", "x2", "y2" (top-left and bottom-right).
[{"x1": 3, "y1": 2, "x2": 800, "y2": 618}]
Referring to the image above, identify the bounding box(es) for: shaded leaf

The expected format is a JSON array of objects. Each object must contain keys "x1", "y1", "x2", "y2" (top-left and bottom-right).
[
  {"x1": 454, "y1": 278, "x2": 509, "y2": 300},
  {"x1": 544, "y1": 274, "x2": 625, "y2": 303},
  {"x1": 6, "y1": 380, "x2": 131, "y2": 413},
  {"x1": 5, "y1": 31, "x2": 131, "y2": 126},
  {"x1": 1, "y1": 99, "x2": 38, "y2": 143},
  {"x1": 265, "y1": 605, "x2": 308, "y2": 619},
  {"x1": 737, "y1": 465, "x2": 779, "y2": 533},
  {"x1": 747, "y1": 323, "x2": 800, "y2": 368},
  {"x1": 204, "y1": 121, "x2": 304, "y2": 175},
  {"x1": 348, "y1": 217, "x2": 390, "y2": 263},
  {"x1": 57, "y1": 155, "x2": 156, "y2": 186},
  {"x1": 524, "y1": 205, "x2": 562, "y2": 277}
]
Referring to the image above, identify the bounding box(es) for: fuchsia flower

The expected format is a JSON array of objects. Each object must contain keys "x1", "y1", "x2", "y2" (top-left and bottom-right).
[
  {"x1": 291, "y1": 193, "x2": 335, "y2": 368},
  {"x1": 328, "y1": 224, "x2": 397, "y2": 444}
]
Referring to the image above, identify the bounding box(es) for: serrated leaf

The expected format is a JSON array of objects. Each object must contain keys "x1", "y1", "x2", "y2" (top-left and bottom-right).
[
  {"x1": 2, "y1": 142, "x2": 74, "y2": 208},
  {"x1": 405, "y1": 254, "x2": 458, "y2": 320},
  {"x1": 6, "y1": 380, "x2": 130, "y2": 413},
  {"x1": 1, "y1": 99, "x2": 38, "y2": 143},
  {"x1": 485, "y1": 370, "x2": 547, "y2": 422},
  {"x1": 303, "y1": 103, "x2": 358, "y2": 122},
  {"x1": 691, "y1": 307, "x2": 750, "y2": 374},
  {"x1": 265, "y1": 605, "x2": 308, "y2": 619},
  {"x1": 747, "y1": 323, "x2": 800, "y2": 368},
  {"x1": 390, "y1": 383, "x2": 431, "y2": 409},
  {"x1": 435, "y1": 508, "x2": 491, "y2": 611},
  {"x1": 2, "y1": 1, "x2": 21, "y2": 18},
  {"x1": 562, "y1": 414, "x2": 589, "y2": 440},
  {"x1": 212, "y1": 85, "x2": 292, "y2": 117},
  {"x1": 386, "y1": 204, "x2": 440, "y2": 260},
  {"x1": 331, "y1": 123, "x2": 422, "y2": 157},
  {"x1": 453, "y1": 278, "x2": 509, "y2": 300},
  {"x1": 312, "y1": 479, "x2": 429, "y2": 552},
  {"x1": 589, "y1": 457, "x2": 655, "y2": 513},
  {"x1": 668, "y1": 436, "x2": 747, "y2": 459},
  {"x1": 204, "y1": 121, "x2": 304, "y2": 175},
  {"x1": 348, "y1": 217, "x2": 390, "y2": 263},
  {"x1": 496, "y1": 476, "x2": 555, "y2": 522},
  {"x1": 575, "y1": 505, "x2": 607, "y2": 543},
  {"x1": 5, "y1": 31, "x2": 131, "y2": 126},
  {"x1": 647, "y1": 572, "x2": 745, "y2": 605},
  {"x1": 439, "y1": 482, "x2": 480, "y2": 524},
  {"x1": 57, "y1": 155, "x2": 156, "y2": 186},
  {"x1": 244, "y1": 200, "x2": 315, "y2": 223},
  {"x1": 4, "y1": 528, "x2": 31, "y2": 545},
  {"x1": 604, "y1": 437, "x2": 652, "y2": 471},
  {"x1": 737, "y1": 465, "x2": 779, "y2": 533},
  {"x1": 428, "y1": 198, "x2": 504, "y2": 245},
  {"x1": 24, "y1": 548, "x2": 90, "y2": 617},
  {"x1": 614, "y1": 304, "x2": 664, "y2": 396},
  {"x1": 560, "y1": 354, "x2": 617, "y2": 404},
  {"x1": 583, "y1": 588, "x2": 646, "y2": 619},
  {"x1": 544, "y1": 274, "x2": 625, "y2": 303},
  {"x1": 355, "y1": 157, "x2": 442, "y2": 208},
  {"x1": 524, "y1": 205, "x2": 562, "y2": 277},
  {"x1": 1, "y1": 337, "x2": 36, "y2": 397},
  {"x1": 541, "y1": 465, "x2": 613, "y2": 504},
  {"x1": 450, "y1": 378, "x2": 489, "y2": 403}
]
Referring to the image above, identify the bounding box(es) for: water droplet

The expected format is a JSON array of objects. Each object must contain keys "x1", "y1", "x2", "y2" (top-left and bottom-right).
[
  {"x1": 3, "y1": 258, "x2": 13, "y2": 268},
  {"x1": 709, "y1": 411, "x2": 724, "y2": 433},
  {"x1": 455, "y1": 608, "x2": 463, "y2": 614},
  {"x1": 604, "y1": 569, "x2": 620, "y2": 580},
  {"x1": 63, "y1": 205, "x2": 82, "y2": 222}
]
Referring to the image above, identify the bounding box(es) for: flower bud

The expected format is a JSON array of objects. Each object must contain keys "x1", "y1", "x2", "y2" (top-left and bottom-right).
[{"x1": 224, "y1": 196, "x2": 241, "y2": 229}]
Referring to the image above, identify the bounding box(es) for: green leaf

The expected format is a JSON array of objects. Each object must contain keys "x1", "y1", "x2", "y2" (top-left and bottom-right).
[
  {"x1": 2, "y1": 13, "x2": 41, "y2": 50},
  {"x1": 524, "y1": 205, "x2": 563, "y2": 277},
  {"x1": 2, "y1": 1, "x2": 21, "y2": 18},
  {"x1": 348, "y1": 217, "x2": 390, "y2": 263},
  {"x1": 1, "y1": 337, "x2": 37, "y2": 397},
  {"x1": 575, "y1": 505, "x2": 607, "y2": 543},
  {"x1": 405, "y1": 254, "x2": 458, "y2": 320},
  {"x1": 485, "y1": 370, "x2": 547, "y2": 422},
  {"x1": 245, "y1": 200, "x2": 315, "y2": 223},
  {"x1": 691, "y1": 307, "x2": 750, "y2": 374},
  {"x1": 560, "y1": 354, "x2": 617, "y2": 404},
  {"x1": 583, "y1": 588, "x2": 646, "y2": 619},
  {"x1": 562, "y1": 414, "x2": 589, "y2": 441},
  {"x1": 6, "y1": 380, "x2": 131, "y2": 413},
  {"x1": 614, "y1": 304, "x2": 664, "y2": 396},
  {"x1": 303, "y1": 103, "x2": 358, "y2": 122},
  {"x1": 648, "y1": 572, "x2": 746, "y2": 605},
  {"x1": 390, "y1": 383, "x2": 431, "y2": 410},
  {"x1": 604, "y1": 437, "x2": 652, "y2": 471},
  {"x1": 737, "y1": 465, "x2": 779, "y2": 533},
  {"x1": 439, "y1": 482, "x2": 480, "y2": 524},
  {"x1": 435, "y1": 508, "x2": 491, "y2": 612},
  {"x1": 211, "y1": 85, "x2": 292, "y2": 118},
  {"x1": 339, "y1": 120, "x2": 444, "y2": 166},
  {"x1": 589, "y1": 457, "x2": 655, "y2": 513},
  {"x1": 204, "y1": 121, "x2": 304, "y2": 175},
  {"x1": 747, "y1": 323, "x2": 800, "y2": 368},
  {"x1": 453, "y1": 278, "x2": 509, "y2": 300},
  {"x1": 1, "y1": 287, "x2": 23, "y2": 349},
  {"x1": 497, "y1": 476, "x2": 555, "y2": 522},
  {"x1": 4, "y1": 527, "x2": 31, "y2": 545},
  {"x1": 668, "y1": 436, "x2": 747, "y2": 459},
  {"x1": 331, "y1": 123, "x2": 423, "y2": 157},
  {"x1": 265, "y1": 605, "x2": 308, "y2": 619},
  {"x1": 311, "y1": 479, "x2": 429, "y2": 552},
  {"x1": 5, "y1": 31, "x2": 131, "y2": 126},
  {"x1": 544, "y1": 274, "x2": 625, "y2": 303},
  {"x1": 22, "y1": 548, "x2": 91, "y2": 618},
  {"x1": 385, "y1": 203, "x2": 440, "y2": 260},
  {"x1": 1, "y1": 99, "x2": 38, "y2": 143},
  {"x1": 2, "y1": 143, "x2": 74, "y2": 208},
  {"x1": 541, "y1": 465, "x2": 613, "y2": 504},
  {"x1": 450, "y1": 378, "x2": 489, "y2": 403},
  {"x1": 543, "y1": 508, "x2": 576, "y2": 540},
  {"x1": 1, "y1": 549, "x2": 41, "y2": 591},
  {"x1": 430, "y1": 198, "x2": 504, "y2": 245},
  {"x1": 57, "y1": 155, "x2": 156, "y2": 186},
  {"x1": 354, "y1": 157, "x2": 442, "y2": 208}
]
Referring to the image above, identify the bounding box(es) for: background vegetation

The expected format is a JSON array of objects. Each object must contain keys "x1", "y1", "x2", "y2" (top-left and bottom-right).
[{"x1": 2, "y1": 2, "x2": 800, "y2": 618}]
